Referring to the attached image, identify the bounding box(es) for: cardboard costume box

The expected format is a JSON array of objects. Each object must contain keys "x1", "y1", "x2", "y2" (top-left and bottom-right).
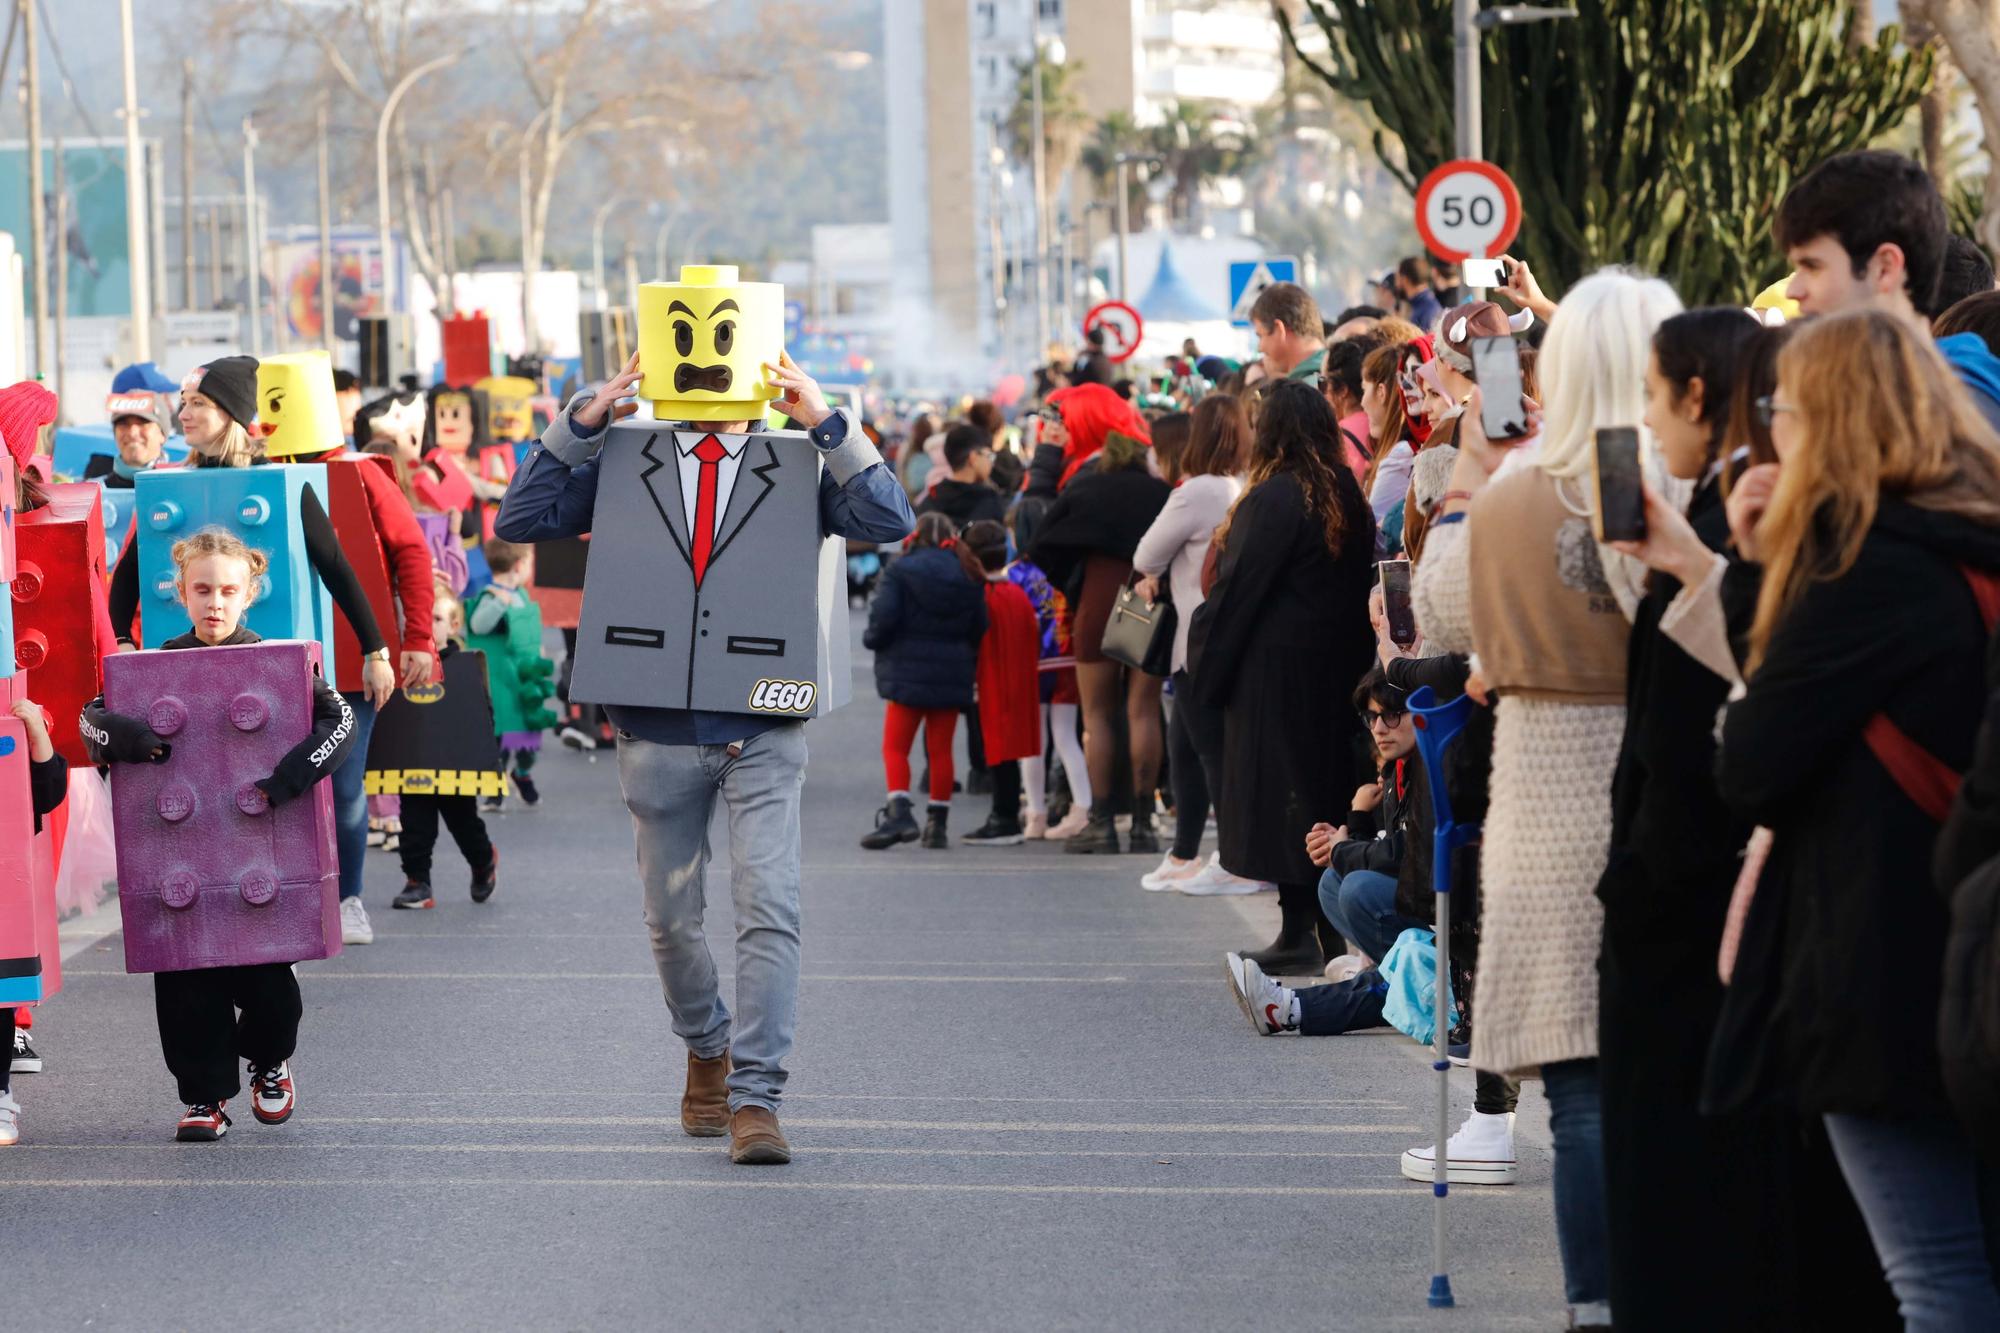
[
  {"x1": 102, "y1": 641, "x2": 341, "y2": 974},
  {"x1": 530, "y1": 534, "x2": 588, "y2": 631},
  {"x1": 134, "y1": 465, "x2": 335, "y2": 661},
  {"x1": 321, "y1": 456, "x2": 404, "y2": 692},
  {"x1": 568, "y1": 420, "x2": 848, "y2": 717},
  {"x1": 364, "y1": 649, "x2": 506, "y2": 797},
  {"x1": 14, "y1": 484, "x2": 117, "y2": 766},
  {"x1": 0, "y1": 717, "x2": 61, "y2": 1005}
]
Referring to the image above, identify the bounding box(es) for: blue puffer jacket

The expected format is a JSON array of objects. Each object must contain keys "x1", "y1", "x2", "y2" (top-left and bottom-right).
[{"x1": 864, "y1": 546, "x2": 987, "y2": 708}]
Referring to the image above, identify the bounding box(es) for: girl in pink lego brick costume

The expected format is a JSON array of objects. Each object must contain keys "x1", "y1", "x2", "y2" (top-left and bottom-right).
[{"x1": 82, "y1": 529, "x2": 359, "y2": 1142}]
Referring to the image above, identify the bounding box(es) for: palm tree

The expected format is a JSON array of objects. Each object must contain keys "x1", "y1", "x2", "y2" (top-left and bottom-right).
[
  {"x1": 1081, "y1": 111, "x2": 1147, "y2": 214},
  {"x1": 1146, "y1": 101, "x2": 1259, "y2": 222},
  {"x1": 1004, "y1": 51, "x2": 1092, "y2": 192}
]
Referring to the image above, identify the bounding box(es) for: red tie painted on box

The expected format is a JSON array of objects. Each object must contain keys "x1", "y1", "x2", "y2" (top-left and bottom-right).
[{"x1": 689, "y1": 434, "x2": 727, "y2": 586}]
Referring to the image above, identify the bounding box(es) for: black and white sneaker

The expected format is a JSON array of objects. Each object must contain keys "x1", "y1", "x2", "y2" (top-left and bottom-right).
[
  {"x1": 482, "y1": 794, "x2": 507, "y2": 814},
  {"x1": 961, "y1": 817, "x2": 1026, "y2": 847},
  {"x1": 471, "y1": 850, "x2": 499, "y2": 904},
  {"x1": 175, "y1": 1101, "x2": 232, "y2": 1142},
  {"x1": 11, "y1": 1028, "x2": 41, "y2": 1073},
  {"x1": 559, "y1": 725, "x2": 597, "y2": 751},
  {"x1": 514, "y1": 773, "x2": 540, "y2": 807}
]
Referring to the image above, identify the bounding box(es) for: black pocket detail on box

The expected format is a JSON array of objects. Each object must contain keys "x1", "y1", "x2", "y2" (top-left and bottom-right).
[
  {"x1": 726, "y1": 636, "x2": 786, "y2": 656},
  {"x1": 606, "y1": 626, "x2": 667, "y2": 649}
]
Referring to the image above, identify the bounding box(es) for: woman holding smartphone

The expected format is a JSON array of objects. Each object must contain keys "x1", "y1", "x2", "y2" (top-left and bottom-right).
[
  {"x1": 1413, "y1": 269, "x2": 1681, "y2": 1332},
  {"x1": 1706, "y1": 310, "x2": 2000, "y2": 1326}
]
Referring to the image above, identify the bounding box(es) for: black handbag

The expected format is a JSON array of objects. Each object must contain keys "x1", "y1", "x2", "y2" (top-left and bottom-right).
[{"x1": 1101, "y1": 580, "x2": 1176, "y2": 676}]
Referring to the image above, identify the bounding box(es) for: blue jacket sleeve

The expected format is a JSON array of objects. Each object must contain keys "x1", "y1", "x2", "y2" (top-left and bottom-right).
[
  {"x1": 808, "y1": 410, "x2": 916, "y2": 544},
  {"x1": 493, "y1": 443, "x2": 601, "y2": 543}
]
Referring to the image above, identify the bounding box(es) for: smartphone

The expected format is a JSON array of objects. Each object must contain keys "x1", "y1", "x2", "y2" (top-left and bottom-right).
[
  {"x1": 1380, "y1": 559, "x2": 1417, "y2": 647},
  {"x1": 1592, "y1": 426, "x2": 1647, "y2": 543},
  {"x1": 1462, "y1": 257, "x2": 1505, "y2": 288},
  {"x1": 1471, "y1": 335, "x2": 1529, "y2": 441}
]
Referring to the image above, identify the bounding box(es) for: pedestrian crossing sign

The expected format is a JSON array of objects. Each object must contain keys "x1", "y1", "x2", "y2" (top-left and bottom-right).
[{"x1": 1230, "y1": 257, "x2": 1299, "y2": 327}]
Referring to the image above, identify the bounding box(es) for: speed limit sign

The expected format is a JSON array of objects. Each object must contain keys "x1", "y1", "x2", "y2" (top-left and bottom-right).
[{"x1": 1414, "y1": 160, "x2": 1522, "y2": 262}]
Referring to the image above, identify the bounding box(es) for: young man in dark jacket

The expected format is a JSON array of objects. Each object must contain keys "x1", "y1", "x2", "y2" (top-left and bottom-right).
[{"x1": 917, "y1": 424, "x2": 1006, "y2": 529}]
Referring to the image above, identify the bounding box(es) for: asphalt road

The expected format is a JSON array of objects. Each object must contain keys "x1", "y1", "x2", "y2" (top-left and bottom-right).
[{"x1": 5, "y1": 616, "x2": 1563, "y2": 1331}]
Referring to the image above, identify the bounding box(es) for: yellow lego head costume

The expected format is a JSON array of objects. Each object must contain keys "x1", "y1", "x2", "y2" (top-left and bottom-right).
[
  {"x1": 475, "y1": 375, "x2": 536, "y2": 445},
  {"x1": 637, "y1": 265, "x2": 783, "y2": 422},
  {"x1": 1751, "y1": 277, "x2": 1801, "y2": 325},
  {"x1": 256, "y1": 351, "x2": 344, "y2": 458}
]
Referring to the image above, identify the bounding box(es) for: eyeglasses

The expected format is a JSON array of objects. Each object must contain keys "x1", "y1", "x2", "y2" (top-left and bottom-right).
[
  {"x1": 1753, "y1": 395, "x2": 1796, "y2": 427},
  {"x1": 1360, "y1": 707, "x2": 1407, "y2": 728}
]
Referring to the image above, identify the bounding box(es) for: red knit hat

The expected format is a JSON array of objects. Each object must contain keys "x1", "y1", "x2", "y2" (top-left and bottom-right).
[{"x1": 0, "y1": 380, "x2": 59, "y2": 472}]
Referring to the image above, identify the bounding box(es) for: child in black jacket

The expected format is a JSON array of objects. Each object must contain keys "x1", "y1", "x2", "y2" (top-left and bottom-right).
[
  {"x1": 392, "y1": 580, "x2": 497, "y2": 909},
  {"x1": 82, "y1": 528, "x2": 358, "y2": 1142},
  {"x1": 0, "y1": 697, "x2": 72, "y2": 1146}
]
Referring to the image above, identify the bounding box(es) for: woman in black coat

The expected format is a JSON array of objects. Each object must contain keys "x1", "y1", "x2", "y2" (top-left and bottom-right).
[
  {"x1": 1191, "y1": 379, "x2": 1377, "y2": 973},
  {"x1": 860, "y1": 513, "x2": 988, "y2": 850},
  {"x1": 1707, "y1": 311, "x2": 2000, "y2": 1324},
  {"x1": 1027, "y1": 421, "x2": 1170, "y2": 854}
]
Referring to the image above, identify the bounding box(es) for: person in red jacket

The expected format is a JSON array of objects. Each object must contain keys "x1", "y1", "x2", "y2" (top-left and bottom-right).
[
  {"x1": 960, "y1": 520, "x2": 1043, "y2": 845},
  {"x1": 286, "y1": 434, "x2": 437, "y2": 945}
]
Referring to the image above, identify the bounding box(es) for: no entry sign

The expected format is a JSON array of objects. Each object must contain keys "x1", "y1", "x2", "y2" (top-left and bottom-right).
[
  {"x1": 1414, "y1": 160, "x2": 1522, "y2": 263},
  {"x1": 1083, "y1": 301, "x2": 1144, "y2": 363}
]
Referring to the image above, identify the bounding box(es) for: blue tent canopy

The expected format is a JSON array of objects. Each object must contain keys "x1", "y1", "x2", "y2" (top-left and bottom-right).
[{"x1": 1135, "y1": 242, "x2": 1226, "y2": 323}]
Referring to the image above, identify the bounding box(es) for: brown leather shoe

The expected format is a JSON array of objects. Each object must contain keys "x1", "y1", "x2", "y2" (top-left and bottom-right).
[
  {"x1": 728, "y1": 1104, "x2": 792, "y2": 1165},
  {"x1": 680, "y1": 1050, "x2": 731, "y2": 1137}
]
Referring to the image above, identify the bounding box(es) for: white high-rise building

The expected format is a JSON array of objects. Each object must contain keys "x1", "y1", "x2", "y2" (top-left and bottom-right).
[{"x1": 883, "y1": 0, "x2": 1284, "y2": 387}]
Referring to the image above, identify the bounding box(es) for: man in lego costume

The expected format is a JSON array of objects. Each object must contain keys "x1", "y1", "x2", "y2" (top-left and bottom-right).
[{"x1": 496, "y1": 265, "x2": 913, "y2": 1165}]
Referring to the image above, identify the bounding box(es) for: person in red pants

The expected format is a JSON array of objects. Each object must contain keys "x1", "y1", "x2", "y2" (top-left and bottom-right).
[{"x1": 859, "y1": 513, "x2": 987, "y2": 850}]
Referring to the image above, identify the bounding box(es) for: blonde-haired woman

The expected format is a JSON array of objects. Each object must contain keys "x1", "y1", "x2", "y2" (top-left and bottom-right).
[
  {"x1": 104, "y1": 354, "x2": 396, "y2": 948},
  {"x1": 1709, "y1": 309, "x2": 2000, "y2": 1326},
  {"x1": 1412, "y1": 268, "x2": 1681, "y2": 1331}
]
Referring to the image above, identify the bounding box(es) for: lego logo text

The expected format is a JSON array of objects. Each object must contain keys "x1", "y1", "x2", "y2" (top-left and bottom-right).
[{"x1": 748, "y1": 679, "x2": 816, "y2": 714}]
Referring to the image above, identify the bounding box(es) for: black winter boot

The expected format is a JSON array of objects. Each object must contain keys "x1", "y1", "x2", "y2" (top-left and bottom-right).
[
  {"x1": 920, "y1": 805, "x2": 950, "y2": 849},
  {"x1": 1064, "y1": 806, "x2": 1120, "y2": 854},
  {"x1": 861, "y1": 796, "x2": 921, "y2": 850},
  {"x1": 1126, "y1": 810, "x2": 1161, "y2": 855},
  {"x1": 1242, "y1": 931, "x2": 1325, "y2": 977}
]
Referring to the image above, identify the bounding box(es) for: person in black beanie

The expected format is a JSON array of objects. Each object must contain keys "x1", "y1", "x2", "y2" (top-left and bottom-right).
[{"x1": 181, "y1": 355, "x2": 260, "y2": 435}]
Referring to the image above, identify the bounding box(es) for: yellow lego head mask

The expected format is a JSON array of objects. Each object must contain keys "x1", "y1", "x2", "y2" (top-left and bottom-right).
[
  {"x1": 475, "y1": 375, "x2": 535, "y2": 444},
  {"x1": 256, "y1": 351, "x2": 343, "y2": 458},
  {"x1": 637, "y1": 265, "x2": 783, "y2": 422}
]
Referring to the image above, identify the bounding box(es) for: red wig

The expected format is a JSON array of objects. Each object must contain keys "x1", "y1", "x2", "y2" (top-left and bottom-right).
[{"x1": 1048, "y1": 383, "x2": 1151, "y2": 488}]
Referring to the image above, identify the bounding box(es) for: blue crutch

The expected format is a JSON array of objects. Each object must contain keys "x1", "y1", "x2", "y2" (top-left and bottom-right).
[{"x1": 1407, "y1": 685, "x2": 1481, "y2": 1310}]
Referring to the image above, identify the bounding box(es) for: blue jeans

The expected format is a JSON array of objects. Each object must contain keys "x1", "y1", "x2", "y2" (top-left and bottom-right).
[
  {"x1": 618, "y1": 725, "x2": 807, "y2": 1112},
  {"x1": 1824, "y1": 1113, "x2": 2000, "y2": 1331},
  {"x1": 1544, "y1": 1057, "x2": 1611, "y2": 1323},
  {"x1": 1294, "y1": 969, "x2": 1389, "y2": 1036},
  {"x1": 332, "y1": 693, "x2": 378, "y2": 902},
  {"x1": 1316, "y1": 866, "x2": 1421, "y2": 963}
]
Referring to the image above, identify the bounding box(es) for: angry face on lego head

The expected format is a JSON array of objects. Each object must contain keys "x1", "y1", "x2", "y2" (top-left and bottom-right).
[
  {"x1": 475, "y1": 376, "x2": 535, "y2": 444},
  {"x1": 255, "y1": 352, "x2": 343, "y2": 459},
  {"x1": 638, "y1": 265, "x2": 784, "y2": 422}
]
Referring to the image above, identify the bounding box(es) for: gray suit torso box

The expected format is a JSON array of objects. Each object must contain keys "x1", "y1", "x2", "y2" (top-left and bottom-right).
[{"x1": 569, "y1": 419, "x2": 850, "y2": 718}]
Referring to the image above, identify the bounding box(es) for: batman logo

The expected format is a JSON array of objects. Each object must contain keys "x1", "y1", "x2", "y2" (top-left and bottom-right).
[{"x1": 405, "y1": 682, "x2": 446, "y2": 706}]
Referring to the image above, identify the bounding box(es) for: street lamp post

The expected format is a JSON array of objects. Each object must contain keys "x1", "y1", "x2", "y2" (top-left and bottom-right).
[
  {"x1": 591, "y1": 196, "x2": 629, "y2": 311},
  {"x1": 118, "y1": 0, "x2": 152, "y2": 360},
  {"x1": 1456, "y1": 4, "x2": 1577, "y2": 161},
  {"x1": 243, "y1": 118, "x2": 261, "y2": 355},
  {"x1": 1111, "y1": 154, "x2": 1160, "y2": 305},
  {"x1": 377, "y1": 52, "x2": 463, "y2": 320},
  {"x1": 1029, "y1": 11, "x2": 1057, "y2": 362}
]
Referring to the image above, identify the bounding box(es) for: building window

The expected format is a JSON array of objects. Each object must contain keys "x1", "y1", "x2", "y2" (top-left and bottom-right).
[
  {"x1": 1039, "y1": 0, "x2": 1062, "y2": 20},
  {"x1": 976, "y1": 1, "x2": 996, "y2": 37}
]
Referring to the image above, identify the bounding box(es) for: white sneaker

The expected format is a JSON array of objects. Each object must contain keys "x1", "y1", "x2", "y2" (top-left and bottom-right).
[
  {"x1": 1224, "y1": 952, "x2": 1296, "y2": 1035},
  {"x1": 1141, "y1": 854, "x2": 1203, "y2": 892},
  {"x1": 12, "y1": 1027, "x2": 41, "y2": 1072},
  {"x1": 1400, "y1": 1109, "x2": 1517, "y2": 1185},
  {"x1": 1180, "y1": 852, "x2": 1262, "y2": 896},
  {"x1": 0, "y1": 1091, "x2": 18, "y2": 1145},
  {"x1": 559, "y1": 725, "x2": 598, "y2": 751},
  {"x1": 339, "y1": 897, "x2": 374, "y2": 946},
  {"x1": 1324, "y1": 953, "x2": 1370, "y2": 982},
  {"x1": 1044, "y1": 807, "x2": 1090, "y2": 839}
]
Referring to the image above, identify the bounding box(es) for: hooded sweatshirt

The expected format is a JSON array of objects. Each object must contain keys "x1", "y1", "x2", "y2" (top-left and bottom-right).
[{"x1": 1936, "y1": 331, "x2": 2000, "y2": 433}]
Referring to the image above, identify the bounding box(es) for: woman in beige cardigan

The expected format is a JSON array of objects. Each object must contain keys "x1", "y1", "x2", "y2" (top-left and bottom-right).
[{"x1": 1411, "y1": 271, "x2": 1681, "y2": 1331}]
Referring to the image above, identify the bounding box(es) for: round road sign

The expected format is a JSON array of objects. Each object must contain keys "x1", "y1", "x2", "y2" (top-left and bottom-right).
[
  {"x1": 1414, "y1": 160, "x2": 1522, "y2": 263},
  {"x1": 1083, "y1": 300, "x2": 1144, "y2": 363}
]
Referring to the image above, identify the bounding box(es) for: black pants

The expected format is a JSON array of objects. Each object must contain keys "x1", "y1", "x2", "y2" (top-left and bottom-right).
[
  {"x1": 154, "y1": 964, "x2": 302, "y2": 1105},
  {"x1": 1168, "y1": 670, "x2": 1225, "y2": 860},
  {"x1": 0, "y1": 1005, "x2": 12, "y2": 1096},
  {"x1": 1474, "y1": 1069, "x2": 1519, "y2": 1116},
  {"x1": 399, "y1": 794, "x2": 495, "y2": 884},
  {"x1": 988, "y1": 759, "x2": 1022, "y2": 827}
]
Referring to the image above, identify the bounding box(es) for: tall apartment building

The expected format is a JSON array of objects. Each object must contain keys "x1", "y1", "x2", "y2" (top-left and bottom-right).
[{"x1": 884, "y1": 0, "x2": 1281, "y2": 386}]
